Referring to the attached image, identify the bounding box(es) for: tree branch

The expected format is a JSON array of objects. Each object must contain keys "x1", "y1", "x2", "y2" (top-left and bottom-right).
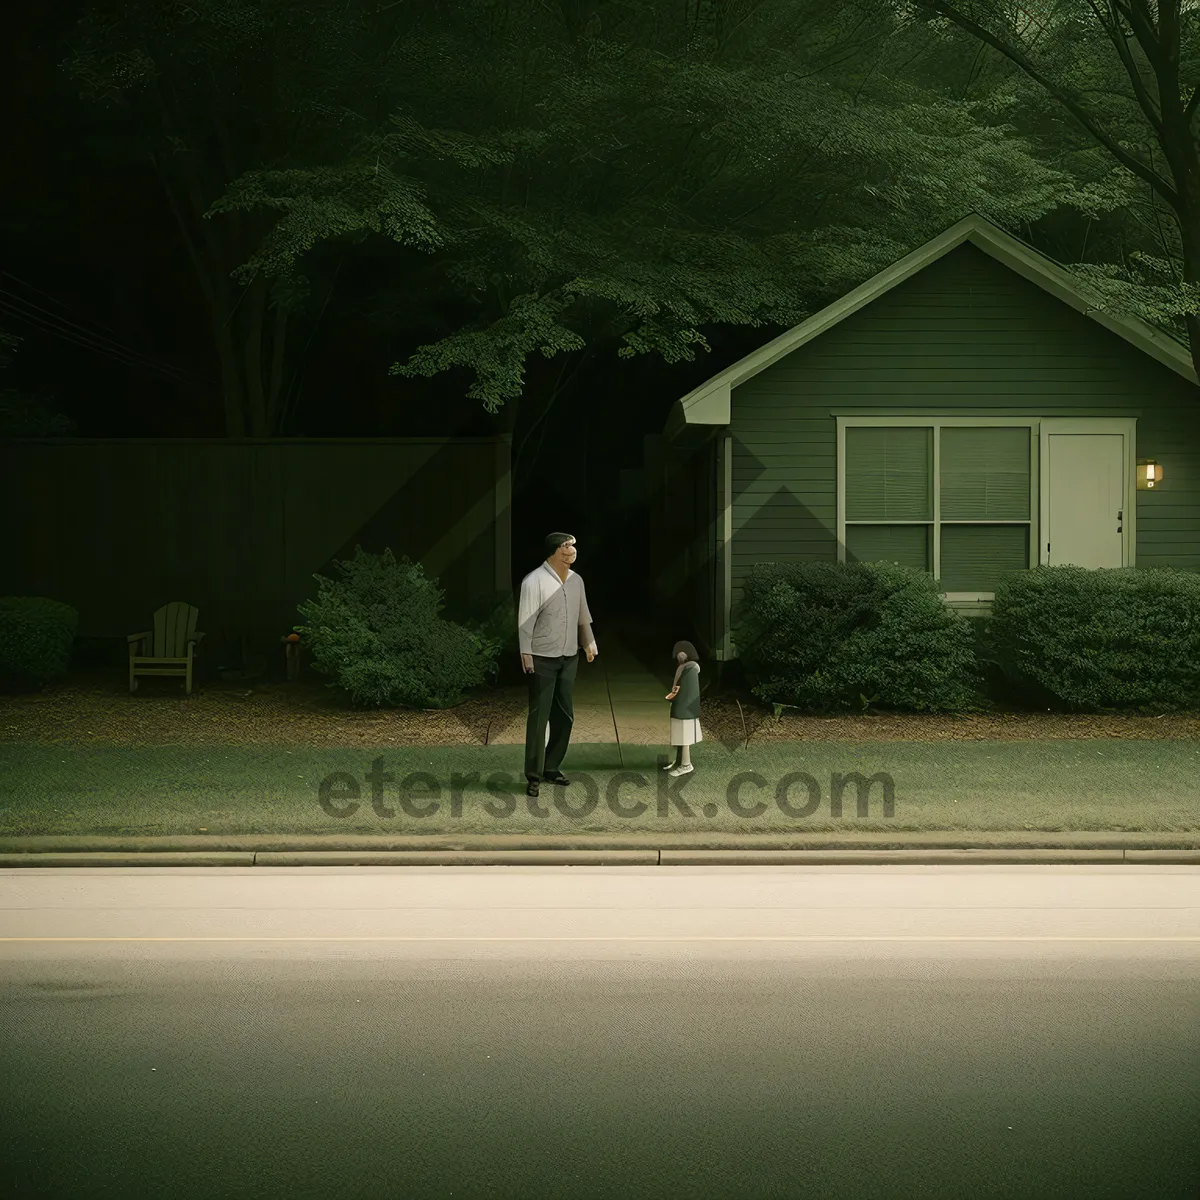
[
  {"x1": 1149, "y1": 0, "x2": 1184, "y2": 117},
  {"x1": 148, "y1": 150, "x2": 217, "y2": 312},
  {"x1": 908, "y1": 0, "x2": 1179, "y2": 206},
  {"x1": 266, "y1": 304, "x2": 288, "y2": 435},
  {"x1": 280, "y1": 256, "x2": 344, "y2": 435},
  {"x1": 242, "y1": 273, "x2": 269, "y2": 436},
  {"x1": 1083, "y1": 0, "x2": 1163, "y2": 134},
  {"x1": 512, "y1": 342, "x2": 594, "y2": 491}
]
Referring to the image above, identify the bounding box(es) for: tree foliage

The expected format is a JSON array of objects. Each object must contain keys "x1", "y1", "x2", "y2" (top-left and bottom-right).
[
  {"x1": 897, "y1": 0, "x2": 1200, "y2": 372},
  {"x1": 61, "y1": 0, "x2": 1200, "y2": 449},
  {"x1": 210, "y1": 0, "x2": 1109, "y2": 476}
]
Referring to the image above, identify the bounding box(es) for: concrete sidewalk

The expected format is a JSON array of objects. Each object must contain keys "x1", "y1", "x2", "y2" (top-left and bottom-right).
[{"x1": 488, "y1": 610, "x2": 685, "y2": 749}]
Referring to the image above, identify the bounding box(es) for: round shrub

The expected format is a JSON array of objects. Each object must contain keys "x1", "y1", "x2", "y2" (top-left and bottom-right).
[
  {"x1": 460, "y1": 588, "x2": 519, "y2": 658},
  {"x1": 732, "y1": 560, "x2": 978, "y2": 713},
  {"x1": 988, "y1": 566, "x2": 1200, "y2": 711},
  {"x1": 731, "y1": 559, "x2": 885, "y2": 685},
  {"x1": 295, "y1": 546, "x2": 503, "y2": 709}
]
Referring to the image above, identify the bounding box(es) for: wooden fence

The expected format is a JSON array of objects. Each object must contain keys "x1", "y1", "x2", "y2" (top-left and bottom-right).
[{"x1": 0, "y1": 437, "x2": 512, "y2": 662}]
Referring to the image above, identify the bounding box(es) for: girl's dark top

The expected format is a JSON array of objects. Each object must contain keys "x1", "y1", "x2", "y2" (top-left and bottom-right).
[{"x1": 669, "y1": 660, "x2": 701, "y2": 720}]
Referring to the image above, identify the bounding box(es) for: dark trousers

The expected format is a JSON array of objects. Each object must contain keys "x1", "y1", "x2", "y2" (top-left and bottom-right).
[{"x1": 524, "y1": 652, "x2": 579, "y2": 781}]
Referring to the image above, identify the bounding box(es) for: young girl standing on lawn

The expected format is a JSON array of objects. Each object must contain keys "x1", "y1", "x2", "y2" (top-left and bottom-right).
[{"x1": 663, "y1": 639, "x2": 701, "y2": 776}]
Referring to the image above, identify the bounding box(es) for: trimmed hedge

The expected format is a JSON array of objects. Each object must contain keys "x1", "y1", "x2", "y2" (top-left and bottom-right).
[
  {"x1": 730, "y1": 560, "x2": 978, "y2": 713},
  {"x1": 0, "y1": 596, "x2": 79, "y2": 691},
  {"x1": 295, "y1": 546, "x2": 503, "y2": 709},
  {"x1": 986, "y1": 566, "x2": 1200, "y2": 712}
]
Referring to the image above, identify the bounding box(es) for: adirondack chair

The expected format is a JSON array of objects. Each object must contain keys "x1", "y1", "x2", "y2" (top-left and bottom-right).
[{"x1": 128, "y1": 602, "x2": 205, "y2": 694}]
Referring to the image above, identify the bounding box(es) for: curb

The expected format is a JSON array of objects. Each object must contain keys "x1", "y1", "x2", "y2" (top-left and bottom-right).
[
  {"x1": 1, "y1": 848, "x2": 1198, "y2": 866},
  {"x1": 3, "y1": 832, "x2": 1199, "y2": 867}
]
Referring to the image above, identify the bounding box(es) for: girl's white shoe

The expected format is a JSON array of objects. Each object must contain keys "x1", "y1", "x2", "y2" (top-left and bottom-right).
[
  {"x1": 662, "y1": 760, "x2": 679, "y2": 771},
  {"x1": 667, "y1": 763, "x2": 694, "y2": 777}
]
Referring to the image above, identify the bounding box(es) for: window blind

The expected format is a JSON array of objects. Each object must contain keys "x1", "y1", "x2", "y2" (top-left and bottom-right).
[
  {"x1": 845, "y1": 523, "x2": 931, "y2": 572},
  {"x1": 940, "y1": 426, "x2": 1030, "y2": 520},
  {"x1": 845, "y1": 426, "x2": 932, "y2": 521},
  {"x1": 939, "y1": 524, "x2": 1029, "y2": 591}
]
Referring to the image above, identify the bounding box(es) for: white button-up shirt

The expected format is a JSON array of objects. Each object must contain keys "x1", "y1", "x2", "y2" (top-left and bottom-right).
[{"x1": 517, "y1": 562, "x2": 597, "y2": 657}]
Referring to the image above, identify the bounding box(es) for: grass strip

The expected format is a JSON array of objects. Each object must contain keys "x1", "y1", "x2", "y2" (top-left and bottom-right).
[{"x1": 1, "y1": 739, "x2": 1197, "y2": 837}]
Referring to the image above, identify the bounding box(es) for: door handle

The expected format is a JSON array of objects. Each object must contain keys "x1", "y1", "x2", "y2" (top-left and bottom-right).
[{"x1": 1117, "y1": 509, "x2": 1123, "y2": 533}]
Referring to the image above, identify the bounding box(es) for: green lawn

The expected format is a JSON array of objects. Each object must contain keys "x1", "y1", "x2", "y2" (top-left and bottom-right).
[{"x1": 1, "y1": 739, "x2": 1198, "y2": 841}]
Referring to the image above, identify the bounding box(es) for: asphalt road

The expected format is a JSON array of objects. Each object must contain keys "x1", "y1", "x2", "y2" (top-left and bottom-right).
[{"x1": 1, "y1": 865, "x2": 1198, "y2": 1199}]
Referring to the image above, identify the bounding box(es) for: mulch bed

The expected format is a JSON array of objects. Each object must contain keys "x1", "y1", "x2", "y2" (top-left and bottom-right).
[{"x1": 2, "y1": 667, "x2": 1197, "y2": 747}]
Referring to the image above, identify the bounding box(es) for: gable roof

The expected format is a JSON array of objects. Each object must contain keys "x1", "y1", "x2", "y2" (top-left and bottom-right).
[{"x1": 663, "y1": 211, "x2": 1198, "y2": 442}]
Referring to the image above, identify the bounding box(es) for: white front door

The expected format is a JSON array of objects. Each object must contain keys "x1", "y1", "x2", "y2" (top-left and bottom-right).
[{"x1": 1044, "y1": 433, "x2": 1125, "y2": 567}]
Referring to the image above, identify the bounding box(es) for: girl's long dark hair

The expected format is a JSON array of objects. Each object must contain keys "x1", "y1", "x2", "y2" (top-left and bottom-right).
[{"x1": 672, "y1": 640, "x2": 699, "y2": 664}]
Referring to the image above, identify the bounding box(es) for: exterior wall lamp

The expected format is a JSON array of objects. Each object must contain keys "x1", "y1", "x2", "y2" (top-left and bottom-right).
[{"x1": 1135, "y1": 459, "x2": 1162, "y2": 490}]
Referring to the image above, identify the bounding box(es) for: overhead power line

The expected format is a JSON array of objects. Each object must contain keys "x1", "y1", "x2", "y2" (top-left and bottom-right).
[
  {"x1": 0, "y1": 277, "x2": 214, "y2": 389},
  {"x1": 0, "y1": 292, "x2": 201, "y2": 387},
  {"x1": 0, "y1": 269, "x2": 128, "y2": 339}
]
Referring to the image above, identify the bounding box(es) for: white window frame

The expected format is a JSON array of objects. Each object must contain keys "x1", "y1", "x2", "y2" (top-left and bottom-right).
[{"x1": 836, "y1": 416, "x2": 1040, "y2": 602}]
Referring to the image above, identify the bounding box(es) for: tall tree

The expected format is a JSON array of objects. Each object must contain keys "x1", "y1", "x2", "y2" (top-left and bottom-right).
[{"x1": 897, "y1": 0, "x2": 1200, "y2": 380}]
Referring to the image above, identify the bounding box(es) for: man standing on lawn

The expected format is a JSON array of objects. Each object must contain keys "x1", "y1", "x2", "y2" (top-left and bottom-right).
[{"x1": 518, "y1": 532, "x2": 597, "y2": 799}]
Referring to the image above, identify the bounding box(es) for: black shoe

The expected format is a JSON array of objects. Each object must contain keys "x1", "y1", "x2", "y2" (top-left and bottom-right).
[
  {"x1": 526, "y1": 779, "x2": 540, "y2": 798},
  {"x1": 543, "y1": 771, "x2": 570, "y2": 786}
]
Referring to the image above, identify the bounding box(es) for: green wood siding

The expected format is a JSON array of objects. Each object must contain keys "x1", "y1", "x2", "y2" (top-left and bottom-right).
[{"x1": 728, "y1": 243, "x2": 1200, "y2": 639}]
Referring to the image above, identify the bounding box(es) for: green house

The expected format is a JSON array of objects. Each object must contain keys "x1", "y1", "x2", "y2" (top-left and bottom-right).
[{"x1": 645, "y1": 212, "x2": 1198, "y2": 662}]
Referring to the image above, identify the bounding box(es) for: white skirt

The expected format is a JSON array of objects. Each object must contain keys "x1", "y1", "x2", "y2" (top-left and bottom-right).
[{"x1": 670, "y1": 717, "x2": 703, "y2": 746}]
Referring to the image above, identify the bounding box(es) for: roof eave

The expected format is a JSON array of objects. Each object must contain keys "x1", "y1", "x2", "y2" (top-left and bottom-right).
[{"x1": 661, "y1": 211, "x2": 1198, "y2": 440}]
